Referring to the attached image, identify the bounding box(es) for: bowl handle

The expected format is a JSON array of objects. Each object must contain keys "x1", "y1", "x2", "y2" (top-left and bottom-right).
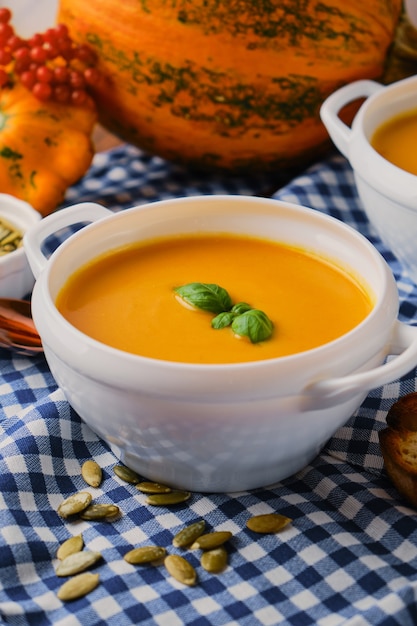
[
  {"x1": 303, "y1": 321, "x2": 417, "y2": 409},
  {"x1": 320, "y1": 80, "x2": 383, "y2": 158},
  {"x1": 24, "y1": 202, "x2": 112, "y2": 279}
]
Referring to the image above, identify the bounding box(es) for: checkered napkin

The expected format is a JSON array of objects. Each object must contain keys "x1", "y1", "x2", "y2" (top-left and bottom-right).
[{"x1": 2, "y1": 147, "x2": 417, "y2": 626}]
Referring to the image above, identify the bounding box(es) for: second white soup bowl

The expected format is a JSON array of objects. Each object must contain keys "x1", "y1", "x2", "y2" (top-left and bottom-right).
[{"x1": 320, "y1": 75, "x2": 417, "y2": 284}]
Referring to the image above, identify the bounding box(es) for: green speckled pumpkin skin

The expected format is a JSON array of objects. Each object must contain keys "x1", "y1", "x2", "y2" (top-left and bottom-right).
[{"x1": 58, "y1": 0, "x2": 402, "y2": 174}]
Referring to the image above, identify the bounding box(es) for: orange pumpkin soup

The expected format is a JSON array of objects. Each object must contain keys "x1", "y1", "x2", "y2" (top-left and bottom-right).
[
  {"x1": 55, "y1": 233, "x2": 373, "y2": 363},
  {"x1": 371, "y1": 107, "x2": 417, "y2": 175}
]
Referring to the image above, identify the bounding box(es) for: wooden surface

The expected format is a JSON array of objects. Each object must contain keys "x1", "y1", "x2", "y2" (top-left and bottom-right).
[{"x1": 93, "y1": 124, "x2": 123, "y2": 153}]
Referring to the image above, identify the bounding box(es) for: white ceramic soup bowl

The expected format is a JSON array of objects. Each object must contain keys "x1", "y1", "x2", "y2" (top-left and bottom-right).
[
  {"x1": 320, "y1": 75, "x2": 417, "y2": 284},
  {"x1": 24, "y1": 195, "x2": 417, "y2": 492},
  {"x1": 0, "y1": 193, "x2": 41, "y2": 298}
]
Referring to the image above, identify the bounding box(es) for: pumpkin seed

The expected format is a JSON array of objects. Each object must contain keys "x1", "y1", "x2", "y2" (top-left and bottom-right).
[
  {"x1": 164, "y1": 554, "x2": 197, "y2": 586},
  {"x1": 201, "y1": 547, "x2": 228, "y2": 573},
  {"x1": 136, "y1": 481, "x2": 172, "y2": 494},
  {"x1": 0, "y1": 218, "x2": 22, "y2": 255},
  {"x1": 57, "y1": 492, "x2": 92, "y2": 519},
  {"x1": 57, "y1": 572, "x2": 100, "y2": 602},
  {"x1": 173, "y1": 520, "x2": 206, "y2": 548},
  {"x1": 81, "y1": 460, "x2": 102, "y2": 488},
  {"x1": 124, "y1": 545, "x2": 166, "y2": 565},
  {"x1": 146, "y1": 490, "x2": 191, "y2": 506},
  {"x1": 79, "y1": 503, "x2": 120, "y2": 521},
  {"x1": 113, "y1": 464, "x2": 141, "y2": 484},
  {"x1": 190, "y1": 531, "x2": 232, "y2": 550},
  {"x1": 246, "y1": 513, "x2": 292, "y2": 534},
  {"x1": 56, "y1": 550, "x2": 102, "y2": 577},
  {"x1": 56, "y1": 534, "x2": 84, "y2": 560}
]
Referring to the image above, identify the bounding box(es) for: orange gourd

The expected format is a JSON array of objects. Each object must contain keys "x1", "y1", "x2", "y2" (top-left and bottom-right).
[
  {"x1": 57, "y1": 0, "x2": 403, "y2": 174},
  {"x1": 0, "y1": 81, "x2": 96, "y2": 215}
]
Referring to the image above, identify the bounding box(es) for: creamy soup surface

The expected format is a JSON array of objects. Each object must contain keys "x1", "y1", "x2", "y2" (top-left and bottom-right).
[
  {"x1": 371, "y1": 107, "x2": 417, "y2": 176},
  {"x1": 55, "y1": 233, "x2": 373, "y2": 364}
]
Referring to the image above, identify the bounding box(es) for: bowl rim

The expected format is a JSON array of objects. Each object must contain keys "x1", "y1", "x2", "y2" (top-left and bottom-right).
[
  {"x1": 350, "y1": 75, "x2": 417, "y2": 201},
  {"x1": 31, "y1": 195, "x2": 398, "y2": 375}
]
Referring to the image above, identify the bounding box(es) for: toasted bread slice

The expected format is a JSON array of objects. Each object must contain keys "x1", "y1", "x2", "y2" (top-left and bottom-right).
[{"x1": 379, "y1": 392, "x2": 417, "y2": 508}]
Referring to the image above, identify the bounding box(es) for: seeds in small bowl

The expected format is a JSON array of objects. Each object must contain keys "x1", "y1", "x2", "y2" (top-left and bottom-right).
[{"x1": 0, "y1": 217, "x2": 22, "y2": 256}]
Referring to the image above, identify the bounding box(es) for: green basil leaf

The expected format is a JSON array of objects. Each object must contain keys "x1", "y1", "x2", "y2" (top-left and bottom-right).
[
  {"x1": 231, "y1": 309, "x2": 274, "y2": 343},
  {"x1": 175, "y1": 282, "x2": 274, "y2": 345},
  {"x1": 174, "y1": 283, "x2": 232, "y2": 314},
  {"x1": 231, "y1": 302, "x2": 252, "y2": 315},
  {"x1": 211, "y1": 311, "x2": 235, "y2": 329}
]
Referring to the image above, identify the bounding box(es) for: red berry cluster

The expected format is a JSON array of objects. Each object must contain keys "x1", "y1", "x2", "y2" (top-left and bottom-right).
[{"x1": 0, "y1": 7, "x2": 100, "y2": 105}]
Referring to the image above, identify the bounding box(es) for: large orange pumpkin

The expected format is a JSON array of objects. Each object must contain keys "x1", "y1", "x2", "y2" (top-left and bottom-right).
[{"x1": 57, "y1": 0, "x2": 403, "y2": 174}]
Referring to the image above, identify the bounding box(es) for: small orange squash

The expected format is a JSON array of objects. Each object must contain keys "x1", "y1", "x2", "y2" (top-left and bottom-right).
[
  {"x1": 58, "y1": 0, "x2": 402, "y2": 174},
  {"x1": 0, "y1": 81, "x2": 96, "y2": 216}
]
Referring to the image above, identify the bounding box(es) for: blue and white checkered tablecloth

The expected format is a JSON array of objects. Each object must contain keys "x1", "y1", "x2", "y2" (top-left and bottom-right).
[{"x1": 1, "y1": 145, "x2": 417, "y2": 626}]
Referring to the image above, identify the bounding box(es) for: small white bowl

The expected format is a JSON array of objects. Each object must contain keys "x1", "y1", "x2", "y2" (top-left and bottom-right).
[
  {"x1": 0, "y1": 194, "x2": 41, "y2": 299},
  {"x1": 23, "y1": 196, "x2": 417, "y2": 492},
  {"x1": 320, "y1": 75, "x2": 417, "y2": 284}
]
